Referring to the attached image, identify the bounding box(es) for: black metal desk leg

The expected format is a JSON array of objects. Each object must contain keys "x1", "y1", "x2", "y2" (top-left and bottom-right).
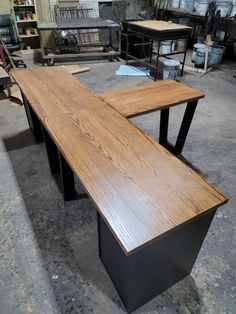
[
  {"x1": 42, "y1": 126, "x2": 60, "y2": 174},
  {"x1": 174, "y1": 100, "x2": 198, "y2": 155},
  {"x1": 126, "y1": 30, "x2": 129, "y2": 65},
  {"x1": 159, "y1": 108, "x2": 170, "y2": 146},
  {"x1": 149, "y1": 39, "x2": 153, "y2": 64},
  {"x1": 181, "y1": 45, "x2": 188, "y2": 76},
  {"x1": 58, "y1": 152, "x2": 75, "y2": 201},
  {"x1": 21, "y1": 93, "x2": 44, "y2": 143},
  {"x1": 154, "y1": 41, "x2": 160, "y2": 81}
]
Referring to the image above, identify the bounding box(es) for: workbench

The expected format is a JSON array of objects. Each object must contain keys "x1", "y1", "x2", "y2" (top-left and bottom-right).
[
  {"x1": 123, "y1": 20, "x2": 192, "y2": 80},
  {"x1": 38, "y1": 18, "x2": 121, "y2": 65}
]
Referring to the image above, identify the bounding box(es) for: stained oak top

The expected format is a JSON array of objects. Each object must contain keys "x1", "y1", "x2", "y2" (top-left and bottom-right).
[
  {"x1": 100, "y1": 80, "x2": 204, "y2": 118},
  {"x1": 127, "y1": 20, "x2": 192, "y2": 32},
  {"x1": 11, "y1": 67, "x2": 228, "y2": 255}
]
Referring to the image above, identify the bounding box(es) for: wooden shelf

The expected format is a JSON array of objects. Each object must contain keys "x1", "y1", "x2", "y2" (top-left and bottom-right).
[
  {"x1": 12, "y1": 1, "x2": 40, "y2": 52},
  {"x1": 17, "y1": 19, "x2": 37, "y2": 23},
  {"x1": 20, "y1": 34, "x2": 39, "y2": 38}
]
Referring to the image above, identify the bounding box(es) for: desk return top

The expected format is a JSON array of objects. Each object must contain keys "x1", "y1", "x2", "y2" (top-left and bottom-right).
[
  {"x1": 11, "y1": 67, "x2": 228, "y2": 255},
  {"x1": 100, "y1": 80, "x2": 204, "y2": 118}
]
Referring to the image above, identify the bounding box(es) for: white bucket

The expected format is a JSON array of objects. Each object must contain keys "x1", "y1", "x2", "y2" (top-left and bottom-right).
[
  {"x1": 180, "y1": 0, "x2": 186, "y2": 9},
  {"x1": 195, "y1": 48, "x2": 206, "y2": 67},
  {"x1": 215, "y1": 30, "x2": 226, "y2": 41},
  {"x1": 192, "y1": 43, "x2": 206, "y2": 62},
  {"x1": 208, "y1": 44, "x2": 225, "y2": 65},
  {"x1": 163, "y1": 59, "x2": 180, "y2": 80},
  {"x1": 160, "y1": 40, "x2": 173, "y2": 54},
  {"x1": 185, "y1": 0, "x2": 195, "y2": 11},
  {"x1": 177, "y1": 39, "x2": 187, "y2": 51},
  {"x1": 230, "y1": 3, "x2": 236, "y2": 16},
  {"x1": 170, "y1": 0, "x2": 180, "y2": 7},
  {"x1": 216, "y1": 1, "x2": 232, "y2": 17},
  {"x1": 195, "y1": 0, "x2": 210, "y2": 15},
  {"x1": 172, "y1": 40, "x2": 177, "y2": 52}
]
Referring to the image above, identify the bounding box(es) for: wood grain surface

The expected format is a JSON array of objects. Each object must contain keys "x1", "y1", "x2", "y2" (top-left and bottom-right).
[
  {"x1": 11, "y1": 67, "x2": 100, "y2": 120},
  {"x1": 11, "y1": 67, "x2": 228, "y2": 255},
  {"x1": 129, "y1": 20, "x2": 192, "y2": 32},
  {"x1": 100, "y1": 80, "x2": 204, "y2": 118}
]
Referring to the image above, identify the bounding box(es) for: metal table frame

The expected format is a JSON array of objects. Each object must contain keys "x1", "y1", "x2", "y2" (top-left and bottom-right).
[
  {"x1": 123, "y1": 21, "x2": 192, "y2": 80},
  {"x1": 38, "y1": 19, "x2": 121, "y2": 65}
]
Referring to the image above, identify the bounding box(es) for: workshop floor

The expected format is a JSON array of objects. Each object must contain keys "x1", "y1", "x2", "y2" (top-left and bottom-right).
[{"x1": 0, "y1": 56, "x2": 235, "y2": 314}]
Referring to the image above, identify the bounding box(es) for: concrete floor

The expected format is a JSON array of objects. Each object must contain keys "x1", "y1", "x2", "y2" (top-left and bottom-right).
[{"x1": 0, "y1": 57, "x2": 235, "y2": 314}]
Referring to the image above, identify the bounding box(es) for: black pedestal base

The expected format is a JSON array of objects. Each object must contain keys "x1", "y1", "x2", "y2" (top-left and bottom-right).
[{"x1": 98, "y1": 210, "x2": 216, "y2": 312}]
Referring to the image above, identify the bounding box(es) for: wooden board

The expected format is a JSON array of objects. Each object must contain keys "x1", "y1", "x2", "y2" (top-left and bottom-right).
[
  {"x1": 61, "y1": 65, "x2": 91, "y2": 75},
  {"x1": 11, "y1": 67, "x2": 228, "y2": 256},
  {"x1": 100, "y1": 80, "x2": 204, "y2": 118},
  {"x1": 129, "y1": 20, "x2": 192, "y2": 32}
]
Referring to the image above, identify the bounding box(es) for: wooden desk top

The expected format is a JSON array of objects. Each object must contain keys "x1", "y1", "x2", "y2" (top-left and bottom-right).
[
  {"x1": 11, "y1": 67, "x2": 228, "y2": 255},
  {"x1": 100, "y1": 80, "x2": 204, "y2": 118},
  {"x1": 127, "y1": 20, "x2": 192, "y2": 32}
]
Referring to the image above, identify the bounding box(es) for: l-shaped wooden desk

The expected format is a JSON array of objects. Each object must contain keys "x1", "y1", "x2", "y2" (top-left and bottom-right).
[{"x1": 11, "y1": 67, "x2": 228, "y2": 312}]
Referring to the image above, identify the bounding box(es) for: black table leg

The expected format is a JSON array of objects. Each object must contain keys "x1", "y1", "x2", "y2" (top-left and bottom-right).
[
  {"x1": 174, "y1": 100, "x2": 198, "y2": 155},
  {"x1": 42, "y1": 126, "x2": 60, "y2": 174},
  {"x1": 98, "y1": 209, "x2": 217, "y2": 312},
  {"x1": 181, "y1": 47, "x2": 188, "y2": 76},
  {"x1": 58, "y1": 152, "x2": 75, "y2": 201},
  {"x1": 159, "y1": 101, "x2": 198, "y2": 155},
  {"x1": 159, "y1": 108, "x2": 169, "y2": 146},
  {"x1": 42, "y1": 128, "x2": 88, "y2": 201},
  {"x1": 21, "y1": 93, "x2": 44, "y2": 143},
  {"x1": 126, "y1": 30, "x2": 129, "y2": 65},
  {"x1": 154, "y1": 41, "x2": 160, "y2": 81}
]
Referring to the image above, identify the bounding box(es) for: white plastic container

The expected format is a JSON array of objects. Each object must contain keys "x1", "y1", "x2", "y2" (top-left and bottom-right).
[
  {"x1": 172, "y1": 40, "x2": 177, "y2": 52},
  {"x1": 230, "y1": 3, "x2": 236, "y2": 16},
  {"x1": 195, "y1": 48, "x2": 206, "y2": 67},
  {"x1": 192, "y1": 43, "x2": 206, "y2": 62},
  {"x1": 195, "y1": 0, "x2": 210, "y2": 15},
  {"x1": 208, "y1": 44, "x2": 225, "y2": 65},
  {"x1": 216, "y1": 1, "x2": 232, "y2": 17},
  {"x1": 185, "y1": 0, "x2": 195, "y2": 11},
  {"x1": 163, "y1": 59, "x2": 180, "y2": 80},
  {"x1": 177, "y1": 39, "x2": 187, "y2": 51},
  {"x1": 215, "y1": 30, "x2": 226, "y2": 41},
  {"x1": 170, "y1": 0, "x2": 180, "y2": 8},
  {"x1": 160, "y1": 40, "x2": 173, "y2": 54},
  {"x1": 180, "y1": 0, "x2": 186, "y2": 9}
]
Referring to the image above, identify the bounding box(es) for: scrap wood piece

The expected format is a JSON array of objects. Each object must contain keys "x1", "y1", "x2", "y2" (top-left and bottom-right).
[
  {"x1": 10, "y1": 88, "x2": 23, "y2": 105},
  {"x1": 184, "y1": 65, "x2": 213, "y2": 77},
  {"x1": 61, "y1": 65, "x2": 90, "y2": 75}
]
